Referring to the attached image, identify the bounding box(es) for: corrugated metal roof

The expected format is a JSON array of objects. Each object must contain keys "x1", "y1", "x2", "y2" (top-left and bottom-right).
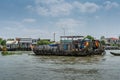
[
  {"x1": 6, "y1": 41, "x2": 18, "y2": 44},
  {"x1": 60, "y1": 36, "x2": 84, "y2": 38}
]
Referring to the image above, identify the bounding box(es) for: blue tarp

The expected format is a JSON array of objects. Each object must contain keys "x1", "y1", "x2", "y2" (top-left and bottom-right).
[
  {"x1": 63, "y1": 44, "x2": 68, "y2": 50},
  {"x1": 49, "y1": 44, "x2": 59, "y2": 47}
]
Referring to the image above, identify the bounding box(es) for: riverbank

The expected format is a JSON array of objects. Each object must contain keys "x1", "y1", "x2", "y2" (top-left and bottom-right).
[{"x1": 0, "y1": 48, "x2": 32, "y2": 51}]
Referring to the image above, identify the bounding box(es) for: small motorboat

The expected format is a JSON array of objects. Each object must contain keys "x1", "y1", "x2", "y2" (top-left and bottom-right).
[{"x1": 110, "y1": 52, "x2": 120, "y2": 56}]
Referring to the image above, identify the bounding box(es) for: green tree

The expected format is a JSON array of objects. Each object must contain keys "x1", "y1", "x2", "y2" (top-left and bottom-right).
[
  {"x1": 0, "y1": 38, "x2": 2, "y2": 44},
  {"x1": 0, "y1": 38, "x2": 7, "y2": 52},
  {"x1": 119, "y1": 36, "x2": 120, "y2": 40},
  {"x1": 84, "y1": 35, "x2": 94, "y2": 40},
  {"x1": 101, "y1": 40, "x2": 105, "y2": 45},
  {"x1": 1, "y1": 40, "x2": 6, "y2": 46},
  {"x1": 37, "y1": 40, "x2": 51, "y2": 45},
  {"x1": 100, "y1": 36, "x2": 105, "y2": 40}
]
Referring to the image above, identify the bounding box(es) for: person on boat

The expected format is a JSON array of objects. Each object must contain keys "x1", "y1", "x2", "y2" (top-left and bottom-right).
[
  {"x1": 80, "y1": 41, "x2": 89, "y2": 51},
  {"x1": 85, "y1": 41, "x2": 89, "y2": 47},
  {"x1": 95, "y1": 40, "x2": 99, "y2": 48},
  {"x1": 93, "y1": 40, "x2": 99, "y2": 50},
  {"x1": 80, "y1": 41, "x2": 85, "y2": 49}
]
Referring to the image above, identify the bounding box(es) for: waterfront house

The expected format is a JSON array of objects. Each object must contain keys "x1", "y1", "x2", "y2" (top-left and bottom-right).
[
  {"x1": 6, "y1": 40, "x2": 18, "y2": 50},
  {"x1": 16, "y1": 38, "x2": 32, "y2": 50},
  {"x1": 105, "y1": 37, "x2": 119, "y2": 45},
  {"x1": 32, "y1": 39, "x2": 39, "y2": 46}
]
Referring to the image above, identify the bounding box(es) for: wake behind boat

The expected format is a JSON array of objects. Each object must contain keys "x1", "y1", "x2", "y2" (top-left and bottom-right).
[{"x1": 110, "y1": 52, "x2": 120, "y2": 56}]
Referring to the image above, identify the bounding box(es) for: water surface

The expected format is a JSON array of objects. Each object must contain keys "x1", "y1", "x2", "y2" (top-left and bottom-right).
[{"x1": 0, "y1": 50, "x2": 120, "y2": 80}]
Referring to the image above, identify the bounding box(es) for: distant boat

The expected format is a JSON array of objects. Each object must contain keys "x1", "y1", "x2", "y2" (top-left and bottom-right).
[{"x1": 110, "y1": 52, "x2": 120, "y2": 56}]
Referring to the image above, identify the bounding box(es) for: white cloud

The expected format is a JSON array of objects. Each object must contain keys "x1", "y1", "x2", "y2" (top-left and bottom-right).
[
  {"x1": 27, "y1": 0, "x2": 120, "y2": 17},
  {"x1": 95, "y1": 15, "x2": 100, "y2": 19},
  {"x1": 22, "y1": 18, "x2": 36, "y2": 23},
  {"x1": 35, "y1": 0, "x2": 64, "y2": 4},
  {"x1": 26, "y1": 5, "x2": 35, "y2": 13},
  {"x1": 56, "y1": 18, "x2": 83, "y2": 27},
  {"x1": 34, "y1": 0, "x2": 73, "y2": 16},
  {"x1": 27, "y1": 0, "x2": 101, "y2": 16},
  {"x1": 49, "y1": 3, "x2": 73, "y2": 16},
  {"x1": 55, "y1": 18, "x2": 86, "y2": 35},
  {"x1": 36, "y1": 6, "x2": 49, "y2": 16},
  {"x1": 104, "y1": 1, "x2": 119, "y2": 10},
  {"x1": 73, "y1": 1, "x2": 100, "y2": 13},
  {"x1": 0, "y1": 21, "x2": 24, "y2": 38},
  {"x1": 0, "y1": 20, "x2": 55, "y2": 39},
  {"x1": 26, "y1": 5, "x2": 33, "y2": 9}
]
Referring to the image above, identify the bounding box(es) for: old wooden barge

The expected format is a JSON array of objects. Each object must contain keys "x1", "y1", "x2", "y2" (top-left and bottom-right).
[{"x1": 33, "y1": 36, "x2": 105, "y2": 56}]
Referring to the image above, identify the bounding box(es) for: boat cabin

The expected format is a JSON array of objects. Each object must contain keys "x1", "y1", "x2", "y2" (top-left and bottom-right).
[
  {"x1": 60, "y1": 36, "x2": 102, "y2": 51},
  {"x1": 60, "y1": 36, "x2": 84, "y2": 51}
]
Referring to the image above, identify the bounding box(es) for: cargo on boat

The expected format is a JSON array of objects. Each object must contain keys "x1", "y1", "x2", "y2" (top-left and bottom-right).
[{"x1": 33, "y1": 36, "x2": 105, "y2": 56}]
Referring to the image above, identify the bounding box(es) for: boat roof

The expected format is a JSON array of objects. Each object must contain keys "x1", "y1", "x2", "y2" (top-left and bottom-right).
[{"x1": 60, "y1": 36, "x2": 84, "y2": 38}]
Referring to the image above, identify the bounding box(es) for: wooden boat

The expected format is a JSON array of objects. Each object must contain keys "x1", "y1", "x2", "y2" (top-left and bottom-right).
[
  {"x1": 33, "y1": 36, "x2": 105, "y2": 56},
  {"x1": 110, "y1": 52, "x2": 120, "y2": 56},
  {"x1": 33, "y1": 43, "x2": 105, "y2": 56},
  {"x1": 33, "y1": 49, "x2": 88, "y2": 56},
  {"x1": 33, "y1": 47, "x2": 105, "y2": 56}
]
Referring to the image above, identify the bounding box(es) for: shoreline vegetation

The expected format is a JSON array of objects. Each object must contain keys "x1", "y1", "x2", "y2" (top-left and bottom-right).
[
  {"x1": 1, "y1": 46, "x2": 14, "y2": 55},
  {"x1": 1, "y1": 51, "x2": 23, "y2": 56},
  {"x1": 0, "y1": 46, "x2": 22, "y2": 56},
  {"x1": 1, "y1": 51, "x2": 15, "y2": 55}
]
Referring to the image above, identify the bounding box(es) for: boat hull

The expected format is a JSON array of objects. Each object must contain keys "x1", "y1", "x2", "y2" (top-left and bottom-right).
[
  {"x1": 110, "y1": 52, "x2": 120, "y2": 56},
  {"x1": 33, "y1": 48, "x2": 105, "y2": 56}
]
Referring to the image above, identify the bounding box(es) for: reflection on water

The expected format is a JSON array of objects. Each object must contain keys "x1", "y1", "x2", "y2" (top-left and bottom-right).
[{"x1": 0, "y1": 50, "x2": 120, "y2": 80}]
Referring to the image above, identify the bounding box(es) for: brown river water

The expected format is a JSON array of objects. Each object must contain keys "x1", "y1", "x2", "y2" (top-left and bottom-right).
[{"x1": 0, "y1": 50, "x2": 120, "y2": 80}]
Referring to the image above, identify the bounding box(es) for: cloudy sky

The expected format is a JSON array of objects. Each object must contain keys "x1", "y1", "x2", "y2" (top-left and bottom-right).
[{"x1": 0, "y1": 0, "x2": 120, "y2": 40}]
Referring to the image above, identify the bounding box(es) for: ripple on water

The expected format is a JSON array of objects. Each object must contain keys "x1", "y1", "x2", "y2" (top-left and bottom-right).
[{"x1": 0, "y1": 50, "x2": 120, "y2": 80}]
